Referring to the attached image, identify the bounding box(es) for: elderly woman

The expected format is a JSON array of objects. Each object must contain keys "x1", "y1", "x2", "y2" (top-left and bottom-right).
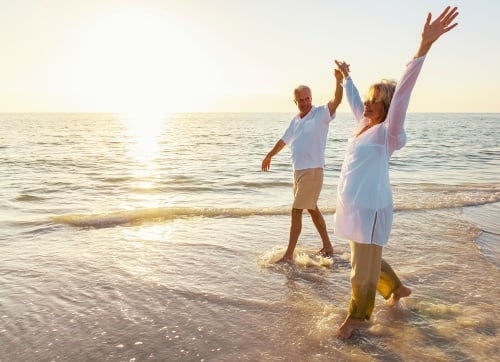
[{"x1": 334, "y1": 6, "x2": 459, "y2": 339}]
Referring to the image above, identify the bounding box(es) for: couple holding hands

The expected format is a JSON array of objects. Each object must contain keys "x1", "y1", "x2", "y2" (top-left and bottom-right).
[{"x1": 261, "y1": 7, "x2": 459, "y2": 339}]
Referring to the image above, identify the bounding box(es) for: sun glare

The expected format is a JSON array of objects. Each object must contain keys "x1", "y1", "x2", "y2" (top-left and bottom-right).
[
  {"x1": 64, "y1": 6, "x2": 221, "y2": 113},
  {"x1": 114, "y1": 111, "x2": 167, "y2": 201},
  {"x1": 123, "y1": 112, "x2": 166, "y2": 163}
]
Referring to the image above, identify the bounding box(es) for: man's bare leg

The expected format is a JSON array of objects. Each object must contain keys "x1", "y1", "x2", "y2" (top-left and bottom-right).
[
  {"x1": 276, "y1": 208, "x2": 303, "y2": 263},
  {"x1": 308, "y1": 206, "x2": 333, "y2": 256}
]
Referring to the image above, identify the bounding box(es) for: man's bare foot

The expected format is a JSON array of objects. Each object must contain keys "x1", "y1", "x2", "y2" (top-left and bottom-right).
[
  {"x1": 387, "y1": 285, "x2": 412, "y2": 307},
  {"x1": 275, "y1": 255, "x2": 293, "y2": 264},
  {"x1": 317, "y1": 248, "x2": 334, "y2": 257},
  {"x1": 336, "y1": 317, "x2": 361, "y2": 340}
]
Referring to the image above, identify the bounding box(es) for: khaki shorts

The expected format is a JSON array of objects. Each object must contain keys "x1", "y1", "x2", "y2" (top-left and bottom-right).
[{"x1": 292, "y1": 168, "x2": 323, "y2": 210}]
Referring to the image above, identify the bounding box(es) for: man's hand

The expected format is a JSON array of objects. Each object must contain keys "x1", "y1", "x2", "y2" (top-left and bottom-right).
[{"x1": 261, "y1": 155, "x2": 272, "y2": 171}]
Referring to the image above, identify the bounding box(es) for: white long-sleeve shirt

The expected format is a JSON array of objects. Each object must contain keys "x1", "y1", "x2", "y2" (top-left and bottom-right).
[{"x1": 334, "y1": 56, "x2": 426, "y2": 246}]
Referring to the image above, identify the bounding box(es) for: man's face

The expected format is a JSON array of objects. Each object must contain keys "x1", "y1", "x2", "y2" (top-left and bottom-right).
[{"x1": 294, "y1": 89, "x2": 312, "y2": 116}]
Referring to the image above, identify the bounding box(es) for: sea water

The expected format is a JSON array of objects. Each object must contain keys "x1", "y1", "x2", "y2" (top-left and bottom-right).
[{"x1": 0, "y1": 112, "x2": 498, "y2": 361}]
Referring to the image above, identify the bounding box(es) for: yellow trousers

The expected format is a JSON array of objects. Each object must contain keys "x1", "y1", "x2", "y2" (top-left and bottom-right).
[{"x1": 347, "y1": 240, "x2": 402, "y2": 321}]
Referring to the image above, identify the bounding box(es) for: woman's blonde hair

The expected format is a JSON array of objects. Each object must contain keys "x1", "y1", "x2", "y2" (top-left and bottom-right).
[{"x1": 367, "y1": 79, "x2": 397, "y2": 122}]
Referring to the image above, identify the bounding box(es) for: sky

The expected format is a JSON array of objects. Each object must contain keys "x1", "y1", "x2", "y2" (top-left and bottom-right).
[{"x1": 0, "y1": 0, "x2": 498, "y2": 113}]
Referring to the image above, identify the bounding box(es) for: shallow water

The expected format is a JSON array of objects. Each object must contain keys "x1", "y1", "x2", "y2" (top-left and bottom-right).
[{"x1": 0, "y1": 113, "x2": 499, "y2": 361}]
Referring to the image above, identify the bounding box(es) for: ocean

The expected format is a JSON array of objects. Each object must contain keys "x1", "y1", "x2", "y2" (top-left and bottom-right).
[{"x1": 0, "y1": 112, "x2": 498, "y2": 361}]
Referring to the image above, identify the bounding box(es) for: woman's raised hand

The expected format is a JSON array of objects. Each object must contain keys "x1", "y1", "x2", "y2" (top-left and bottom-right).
[{"x1": 416, "y1": 6, "x2": 459, "y2": 57}]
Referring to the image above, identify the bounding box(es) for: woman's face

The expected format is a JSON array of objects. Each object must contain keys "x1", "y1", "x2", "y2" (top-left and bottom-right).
[{"x1": 363, "y1": 89, "x2": 385, "y2": 124}]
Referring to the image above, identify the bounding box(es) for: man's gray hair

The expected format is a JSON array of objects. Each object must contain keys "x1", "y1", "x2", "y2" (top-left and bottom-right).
[{"x1": 294, "y1": 85, "x2": 311, "y2": 94}]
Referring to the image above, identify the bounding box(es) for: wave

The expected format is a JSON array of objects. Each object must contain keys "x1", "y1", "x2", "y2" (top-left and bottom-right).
[
  {"x1": 15, "y1": 194, "x2": 45, "y2": 202},
  {"x1": 391, "y1": 183, "x2": 500, "y2": 211},
  {"x1": 97, "y1": 176, "x2": 132, "y2": 183},
  {"x1": 51, "y1": 198, "x2": 500, "y2": 230},
  {"x1": 130, "y1": 181, "x2": 292, "y2": 194},
  {"x1": 227, "y1": 181, "x2": 292, "y2": 188},
  {"x1": 51, "y1": 207, "x2": 291, "y2": 228}
]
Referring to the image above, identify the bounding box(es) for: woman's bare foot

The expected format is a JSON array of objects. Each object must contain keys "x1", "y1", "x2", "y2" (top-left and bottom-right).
[
  {"x1": 387, "y1": 285, "x2": 412, "y2": 307},
  {"x1": 336, "y1": 317, "x2": 361, "y2": 340}
]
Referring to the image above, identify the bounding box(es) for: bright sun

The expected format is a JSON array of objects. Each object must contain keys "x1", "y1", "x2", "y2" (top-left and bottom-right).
[{"x1": 64, "y1": 6, "x2": 221, "y2": 114}]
